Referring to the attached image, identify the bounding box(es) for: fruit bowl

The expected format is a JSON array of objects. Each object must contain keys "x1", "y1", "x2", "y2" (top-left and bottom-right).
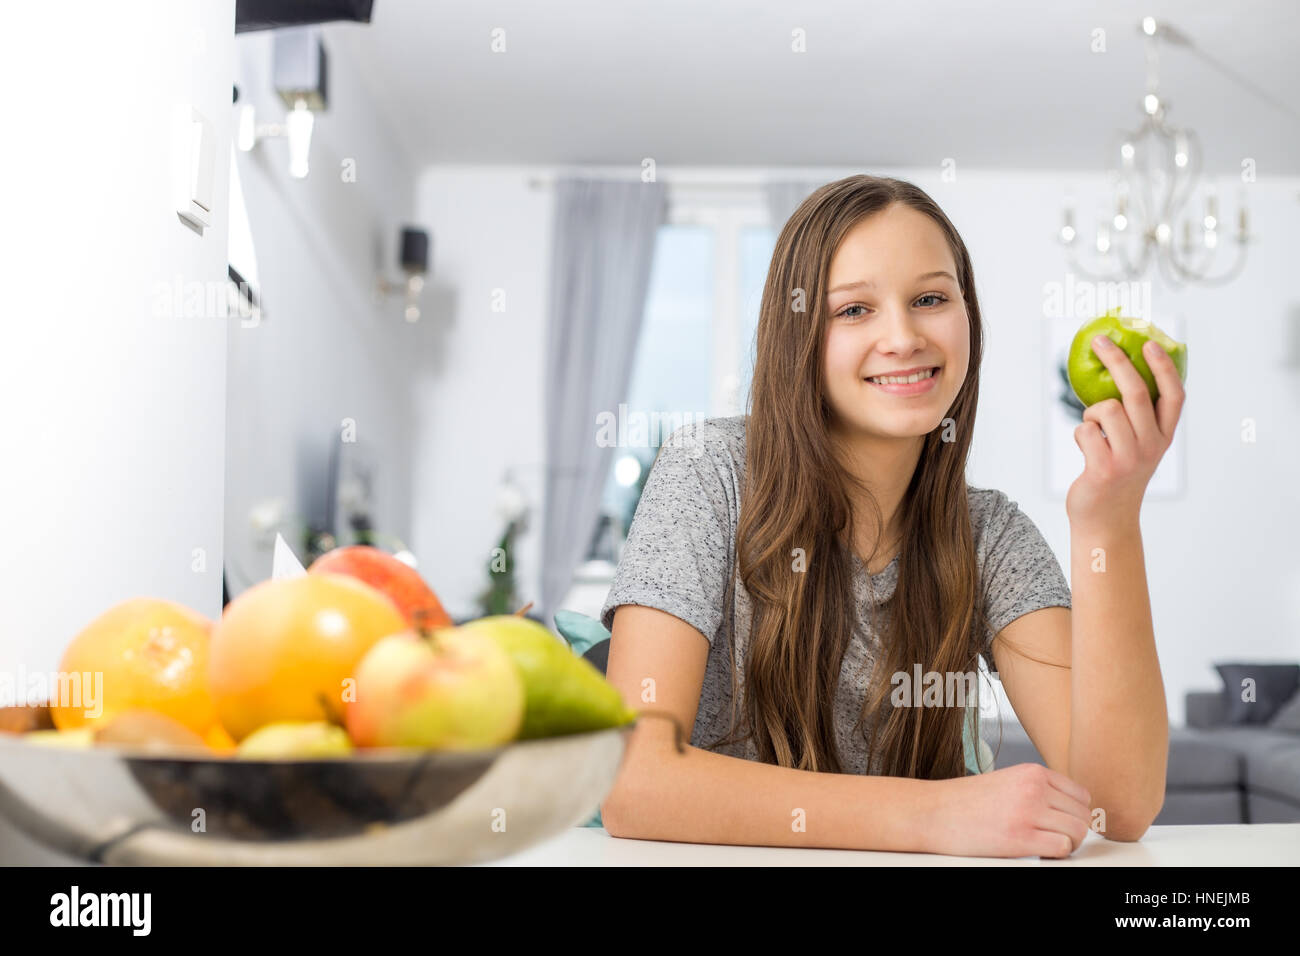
[{"x1": 0, "y1": 723, "x2": 632, "y2": 865}]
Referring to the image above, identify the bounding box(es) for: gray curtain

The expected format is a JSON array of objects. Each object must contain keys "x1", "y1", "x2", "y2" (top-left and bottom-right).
[
  {"x1": 540, "y1": 176, "x2": 667, "y2": 626},
  {"x1": 764, "y1": 180, "x2": 826, "y2": 235}
]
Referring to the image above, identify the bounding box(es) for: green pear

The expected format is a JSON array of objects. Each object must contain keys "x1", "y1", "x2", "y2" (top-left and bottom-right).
[
  {"x1": 23, "y1": 728, "x2": 95, "y2": 748},
  {"x1": 236, "y1": 720, "x2": 353, "y2": 758},
  {"x1": 457, "y1": 616, "x2": 637, "y2": 739},
  {"x1": 1067, "y1": 307, "x2": 1187, "y2": 407}
]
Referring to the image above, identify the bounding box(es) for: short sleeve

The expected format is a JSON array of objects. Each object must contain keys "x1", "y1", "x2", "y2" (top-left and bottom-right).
[
  {"x1": 977, "y1": 490, "x2": 1071, "y2": 666},
  {"x1": 598, "y1": 424, "x2": 733, "y2": 644}
]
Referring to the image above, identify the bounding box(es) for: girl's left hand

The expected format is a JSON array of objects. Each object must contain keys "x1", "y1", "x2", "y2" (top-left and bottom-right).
[{"x1": 1067, "y1": 334, "x2": 1186, "y2": 528}]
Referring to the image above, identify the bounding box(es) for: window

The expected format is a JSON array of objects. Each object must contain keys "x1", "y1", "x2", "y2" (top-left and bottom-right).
[
  {"x1": 596, "y1": 223, "x2": 715, "y2": 545},
  {"x1": 591, "y1": 196, "x2": 775, "y2": 560},
  {"x1": 737, "y1": 224, "x2": 777, "y2": 414}
]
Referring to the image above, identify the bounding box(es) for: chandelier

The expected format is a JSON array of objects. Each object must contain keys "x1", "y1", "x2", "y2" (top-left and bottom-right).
[{"x1": 1059, "y1": 17, "x2": 1251, "y2": 287}]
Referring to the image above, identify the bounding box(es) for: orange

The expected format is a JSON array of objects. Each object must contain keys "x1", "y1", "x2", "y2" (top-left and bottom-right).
[
  {"x1": 209, "y1": 574, "x2": 407, "y2": 741},
  {"x1": 51, "y1": 597, "x2": 217, "y2": 735}
]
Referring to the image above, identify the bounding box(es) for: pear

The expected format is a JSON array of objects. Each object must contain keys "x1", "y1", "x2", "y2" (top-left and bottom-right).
[
  {"x1": 23, "y1": 728, "x2": 95, "y2": 748},
  {"x1": 236, "y1": 720, "x2": 353, "y2": 758},
  {"x1": 457, "y1": 616, "x2": 637, "y2": 739}
]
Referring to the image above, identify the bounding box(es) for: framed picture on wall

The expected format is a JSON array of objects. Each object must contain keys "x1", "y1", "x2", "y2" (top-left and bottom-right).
[{"x1": 1044, "y1": 311, "x2": 1186, "y2": 499}]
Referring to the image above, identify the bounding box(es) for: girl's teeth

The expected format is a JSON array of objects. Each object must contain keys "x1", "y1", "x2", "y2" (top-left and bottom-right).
[{"x1": 869, "y1": 368, "x2": 936, "y2": 385}]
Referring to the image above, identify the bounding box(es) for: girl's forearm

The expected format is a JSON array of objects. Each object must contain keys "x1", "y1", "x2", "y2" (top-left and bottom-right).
[
  {"x1": 602, "y1": 725, "x2": 939, "y2": 851},
  {"x1": 1067, "y1": 517, "x2": 1169, "y2": 840}
]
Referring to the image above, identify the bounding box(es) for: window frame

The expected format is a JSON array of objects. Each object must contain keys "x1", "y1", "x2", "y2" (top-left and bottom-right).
[{"x1": 666, "y1": 192, "x2": 770, "y2": 416}]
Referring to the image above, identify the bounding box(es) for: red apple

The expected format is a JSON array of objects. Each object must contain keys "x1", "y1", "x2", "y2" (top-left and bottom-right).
[
  {"x1": 344, "y1": 628, "x2": 524, "y2": 750},
  {"x1": 308, "y1": 545, "x2": 453, "y2": 630}
]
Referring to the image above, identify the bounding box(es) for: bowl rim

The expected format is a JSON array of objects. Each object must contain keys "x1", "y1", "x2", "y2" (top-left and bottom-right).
[{"x1": 0, "y1": 722, "x2": 636, "y2": 766}]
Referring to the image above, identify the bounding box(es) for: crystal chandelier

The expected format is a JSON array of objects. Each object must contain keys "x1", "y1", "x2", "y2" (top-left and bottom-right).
[{"x1": 1059, "y1": 17, "x2": 1251, "y2": 287}]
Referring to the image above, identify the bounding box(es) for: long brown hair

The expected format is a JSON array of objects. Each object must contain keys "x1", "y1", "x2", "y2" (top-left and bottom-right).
[{"x1": 710, "y1": 174, "x2": 999, "y2": 779}]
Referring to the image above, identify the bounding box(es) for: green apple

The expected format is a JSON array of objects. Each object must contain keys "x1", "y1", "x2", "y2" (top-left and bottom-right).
[
  {"x1": 236, "y1": 720, "x2": 353, "y2": 758},
  {"x1": 458, "y1": 615, "x2": 637, "y2": 739},
  {"x1": 345, "y1": 628, "x2": 525, "y2": 750},
  {"x1": 1067, "y1": 307, "x2": 1187, "y2": 407}
]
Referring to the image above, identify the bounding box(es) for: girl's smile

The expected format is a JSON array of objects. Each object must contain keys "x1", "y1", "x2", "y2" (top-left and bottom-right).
[{"x1": 864, "y1": 365, "x2": 941, "y2": 395}]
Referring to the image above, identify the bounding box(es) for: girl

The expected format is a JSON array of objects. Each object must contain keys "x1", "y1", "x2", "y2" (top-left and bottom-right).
[{"x1": 598, "y1": 174, "x2": 1179, "y2": 858}]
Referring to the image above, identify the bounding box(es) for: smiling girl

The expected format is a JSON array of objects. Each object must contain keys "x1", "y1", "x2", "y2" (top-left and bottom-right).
[{"x1": 598, "y1": 175, "x2": 1178, "y2": 858}]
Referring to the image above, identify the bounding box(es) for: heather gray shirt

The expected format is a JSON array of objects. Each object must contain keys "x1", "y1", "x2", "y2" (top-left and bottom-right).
[{"x1": 599, "y1": 414, "x2": 1072, "y2": 775}]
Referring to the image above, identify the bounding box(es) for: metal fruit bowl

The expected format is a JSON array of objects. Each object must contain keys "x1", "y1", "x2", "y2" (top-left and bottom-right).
[{"x1": 0, "y1": 724, "x2": 631, "y2": 865}]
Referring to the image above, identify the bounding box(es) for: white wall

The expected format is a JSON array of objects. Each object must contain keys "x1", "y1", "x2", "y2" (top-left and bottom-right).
[
  {"x1": 929, "y1": 169, "x2": 1300, "y2": 730},
  {"x1": 410, "y1": 169, "x2": 555, "y2": 622},
  {"x1": 223, "y1": 26, "x2": 423, "y2": 594},
  {"x1": 0, "y1": 0, "x2": 236, "y2": 864},
  {"x1": 414, "y1": 164, "x2": 1300, "y2": 726},
  {"x1": 0, "y1": 2, "x2": 426, "y2": 868}
]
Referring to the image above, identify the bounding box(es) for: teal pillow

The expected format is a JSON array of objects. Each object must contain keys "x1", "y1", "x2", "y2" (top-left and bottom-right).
[{"x1": 553, "y1": 609, "x2": 611, "y2": 656}]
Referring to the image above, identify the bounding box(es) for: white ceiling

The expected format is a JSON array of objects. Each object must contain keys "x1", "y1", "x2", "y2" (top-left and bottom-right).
[{"x1": 324, "y1": 0, "x2": 1300, "y2": 175}]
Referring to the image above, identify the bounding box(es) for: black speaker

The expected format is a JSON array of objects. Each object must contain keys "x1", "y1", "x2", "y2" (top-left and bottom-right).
[{"x1": 400, "y1": 228, "x2": 430, "y2": 274}]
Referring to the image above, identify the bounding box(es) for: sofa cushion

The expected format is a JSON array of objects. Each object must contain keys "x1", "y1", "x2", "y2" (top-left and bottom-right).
[
  {"x1": 1185, "y1": 690, "x2": 1226, "y2": 729},
  {"x1": 1167, "y1": 726, "x2": 1242, "y2": 788},
  {"x1": 1244, "y1": 740, "x2": 1300, "y2": 806},
  {"x1": 1247, "y1": 792, "x2": 1300, "y2": 823},
  {"x1": 977, "y1": 720, "x2": 1239, "y2": 788},
  {"x1": 1154, "y1": 790, "x2": 1244, "y2": 826},
  {"x1": 1191, "y1": 727, "x2": 1300, "y2": 805},
  {"x1": 1214, "y1": 663, "x2": 1300, "y2": 724},
  {"x1": 1267, "y1": 687, "x2": 1300, "y2": 733}
]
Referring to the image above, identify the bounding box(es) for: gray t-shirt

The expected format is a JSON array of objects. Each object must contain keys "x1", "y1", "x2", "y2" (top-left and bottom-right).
[{"x1": 599, "y1": 414, "x2": 1072, "y2": 775}]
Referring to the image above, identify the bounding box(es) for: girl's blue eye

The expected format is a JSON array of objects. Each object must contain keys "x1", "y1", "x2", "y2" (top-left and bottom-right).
[{"x1": 836, "y1": 293, "x2": 949, "y2": 319}]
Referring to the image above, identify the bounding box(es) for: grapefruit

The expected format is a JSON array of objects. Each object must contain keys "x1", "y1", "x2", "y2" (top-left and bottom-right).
[
  {"x1": 51, "y1": 597, "x2": 217, "y2": 735},
  {"x1": 209, "y1": 574, "x2": 407, "y2": 741}
]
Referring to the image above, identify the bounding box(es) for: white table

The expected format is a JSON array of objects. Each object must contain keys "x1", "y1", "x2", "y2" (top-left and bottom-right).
[{"x1": 481, "y1": 823, "x2": 1300, "y2": 866}]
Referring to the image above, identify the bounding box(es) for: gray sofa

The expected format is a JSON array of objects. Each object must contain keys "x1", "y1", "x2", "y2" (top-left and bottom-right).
[{"x1": 983, "y1": 691, "x2": 1300, "y2": 824}]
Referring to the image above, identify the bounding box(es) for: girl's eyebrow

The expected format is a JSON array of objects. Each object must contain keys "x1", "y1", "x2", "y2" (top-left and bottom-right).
[{"x1": 827, "y1": 271, "x2": 957, "y2": 295}]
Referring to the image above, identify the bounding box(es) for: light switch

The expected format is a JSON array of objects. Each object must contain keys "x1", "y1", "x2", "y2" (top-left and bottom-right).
[{"x1": 174, "y1": 104, "x2": 215, "y2": 230}]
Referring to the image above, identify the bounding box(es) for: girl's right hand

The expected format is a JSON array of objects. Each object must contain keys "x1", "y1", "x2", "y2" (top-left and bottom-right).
[{"x1": 922, "y1": 762, "x2": 1094, "y2": 858}]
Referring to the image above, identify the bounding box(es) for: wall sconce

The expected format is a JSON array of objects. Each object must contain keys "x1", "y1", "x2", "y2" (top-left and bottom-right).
[
  {"x1": 235, "y1": 26, "x2": 327, "y2": 179},
  {"x1": 376, "y1": 227, "x2": 433, "y2": 322}
]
